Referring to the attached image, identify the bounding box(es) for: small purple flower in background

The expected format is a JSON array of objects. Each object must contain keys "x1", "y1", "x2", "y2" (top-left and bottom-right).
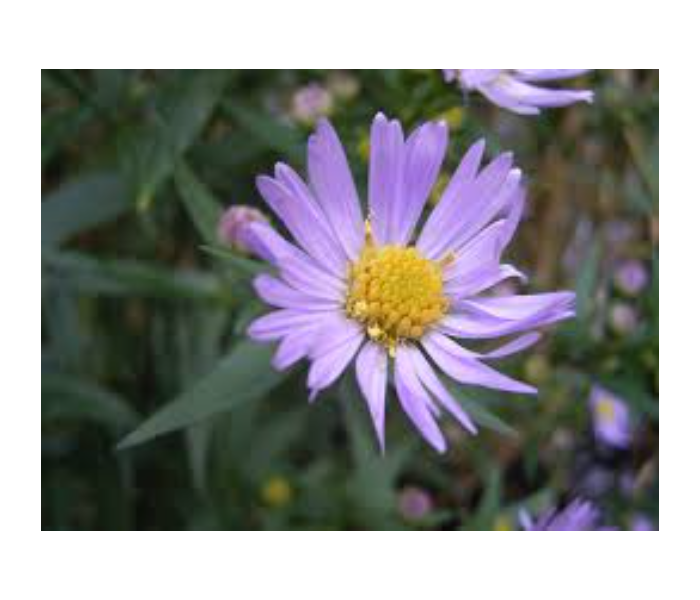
[
  {"x1": 246, "y1": 113, "x2": 575, "y2": 452},
  {"x1": 398, "y1": 486, "x2": 433, "y2": 521},
  {"x1": 520, "y1": 498, "x2": 612, "y2": 531},
  {"x1": 589, "y1": 385, "x2": 632, "y2": 449},
  {"x1": 608, "y1": 302, "x2": 638, "y2": 335},
  {"x1": 443, "y1": 69, "x2": 593, "y2": 115},
  {"x1": 631, "y1": 514, "x2": 656, "y2": 531},
  {"x1": 614, "y1": 259, "x2": 648, "y2": 296},
  {"x1": 217, "y1": 205, "x2": 268, "y2": 254},
  {"x1": 327, "y1": 71, "x2": 360, "y2": 101},
  {"x1": 290, "y1": 82, "x2": 334, "y2": 126}
]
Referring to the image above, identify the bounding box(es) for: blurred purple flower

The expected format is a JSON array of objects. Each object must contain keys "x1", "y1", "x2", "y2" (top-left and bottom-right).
[
  {"x1": 631, "y1": 514, "x2": 656, "y2": 531},
  {"x1": 443, "y1": 70, "x2": 593, "y2": 115},
  {"x1": 246, "y1": 114, "x2": 575, "y2": 452},
  {"x1": 609, "y1": 302, "x2": 638, "y2": 335},
  {"x1": 603, "y1": 220, "x2": 636, "y2": 251},
  {"x1": 217, "y1": 205, "x2": 268, "y2": 254},
  {"x1": 398, "y1": 486, "x2": 433, "y2": 521},
  {"x1": 589, "y1": 385, "x2": 632, "y2": 449},
  {"x1": 291, "y1": 83, "x2": 333, "y2": 125},
  {"x1": 520, "y1": 498, "x2": 612, "y2": 531},
  {"x1": 614, "y1": 259, "x2": 648, "y2": 296}
]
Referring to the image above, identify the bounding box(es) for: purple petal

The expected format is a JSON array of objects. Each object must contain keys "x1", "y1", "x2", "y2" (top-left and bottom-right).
[
  {"x1": 368, "y1": 113, "x2": 405, "y2": 245},
  {"x1": 440, "y1": 292, "x2": 576, "y2": 339},
  {"x1": 395, "y1": 347, "x2": 447, "y2": 452},
  {"x1": 256, "y1": 170, "x2": 346, "y2": 276},
  {"x1": 307, "y1": 119, "x2": 365, "y2": 260},
  {"x1": 419, "y1": 151, "x2": 515, "y2": 260},
  {"x1": 394, "y1": 121, "x2": 448, "y2": 245},
  {"x1": 248, "y1": 308, "x2": 332, "y2": 342},
  {"x1": 422, "y1": 332, "x2": 536, "y2": 395},
  {"x1": 253, "y1": 274, "x2": 341, "y2": 311},
  {"x1": 445, "y1": 264, "x2": 527, "y2": 300},
  {"x1": 480, "y1": 332, "x2": 541, "y2": 360},
  {"x1": 406, "y1": 346, "x2": 477, "y2": 434},
  {"x1": 484, "y1": 77, "x2": 594, "y2": 111},
  {"x1": 245, "y1": 222, "x2": 343, "y2": 300},
  {"x1": 443, "y1": 220, "x2": 507, "y2": 283},
  {"x1": 307, "y1": 325, "x2": 364, "y2": 397},
  {"x1": 355, "y1": 342, "x2": 389, "y2": 451},
  {"x1": 514, "y1": 69, "x2": 591, "y2": 82},
  {"x1": 417, "y1": 139, "x2": 485, "y2": 256}
]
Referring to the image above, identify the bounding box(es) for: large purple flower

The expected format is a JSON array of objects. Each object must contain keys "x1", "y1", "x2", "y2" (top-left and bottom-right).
[
  {"x1": 443, "y1": 70, "x2": 593, "y2": 115},
  {"x1": 520, "y1": 498, "x2": 612, "y2": 531},
  {"x1": 246, "y1": 113, "x2": 575, "y2": 452}
]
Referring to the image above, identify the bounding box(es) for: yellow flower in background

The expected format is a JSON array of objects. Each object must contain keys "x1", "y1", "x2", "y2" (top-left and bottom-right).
[
  {"x1": 261, "y1": 476, "x2": 293, "y2": 508},
  {"x1": 493, "y1": 514, "x2": 513, "y2": 531}
]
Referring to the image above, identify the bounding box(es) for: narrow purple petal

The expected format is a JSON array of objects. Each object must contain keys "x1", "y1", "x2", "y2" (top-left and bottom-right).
[
  {"x1": 355, "y1": 342, "x2": 388, "y2": 451},
  {"x1": 248, "y1": 308, "x2": 334, "y2": 342},
  {"x1": 245, "y1": 222, "x2": 344, "y2": 300},
  {"x1": 368, "y1": 113, "x2": 405, "y2": 245},
  {"x1": 422, "y1": 332, "x2": 536, "y2": 395},
  {"x1": 514, "y1": 69, "x2": 591, "y2": 82},
  {"x1": 417, "y1": 139, "x2": 485, "y2": 256},
  {"x1": 307, "y1": 326, "x2": 364, "y2": 397},
  {"x1": 407, "y1": 346, "x2": 477, "y2": 434},
  {"x1": 307, "y1": 119, "x2": 364, "y2": 259},
  {"x1": 394, "y1": 121, "x2": 448, "y2": 245},
  {"x1": 253, "y1": 274, "x2": 341, "y2": 311},
  {"x1": 440, "y1": 292, "x2": 576, "y2": 339},
  {"x1": 256, "y1": 170, "x2": 346, "y2": 276},
  {"x1": 395, "y1": 347, "x2": 447, "y2": 452},
  {"x1": 419, "y1": 152, "x2": 515, "y2": 260}
]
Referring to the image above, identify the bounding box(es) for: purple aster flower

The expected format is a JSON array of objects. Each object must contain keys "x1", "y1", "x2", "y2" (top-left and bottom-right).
[
  {"x1": 443, "y1": 69, "x2": 593, "y2": 115},
  {"x1": 217, "y1": 204, "x2": 269, "y2": 254},
  {"x1": 614, "y1": 259, "x2": 648, "y2": 296},
  {"x1": 589, "y1": 385, "x2": 632, "y2": 449},
  {"x1": 246, "y1": 113, "x2": 575, "y2": 452},
  {"x1": 520, "y1": 498, "x2": 611, "y2": 531}
]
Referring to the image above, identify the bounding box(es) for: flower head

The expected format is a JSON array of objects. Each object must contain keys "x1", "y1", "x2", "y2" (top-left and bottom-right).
[
  {"x1": 291, "y1": 82, "x2": 333, "y2": 126},
  {"x1": 589, "y1": 385, "x2": 632, "y2": 449},
  {"x1": 443, "y1": 69, "x2": 593, "y2": 115},
  {"x1": 608, "y1": 302, "x2": 638, "y2": 335},
  {"x1": 398, "y1": 486, "x2": 433, "y2": 521},
  {"x1": 614, "y1": 259, "x2": 648, "y2": 296},
  {"x1": 246, "y1": 114, "x2": 575, "y2": 452},
  {"x1": 217, "y1": 204, "x2": 268, "y2": 254},
  {"x1": 261, "y1": 476, "x2": 293, "y2": 508},
  {"x1": 520, "y1": 498, "x2": 611, "y2": 531}
]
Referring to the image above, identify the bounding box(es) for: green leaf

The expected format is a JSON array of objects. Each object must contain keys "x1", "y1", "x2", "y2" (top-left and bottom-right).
[
  {"x1": 447, "y1": 383, "x2": 519, "y2": 438},
  {"x1": 117, "y1": 340, "x2": 284, "y2": 449},
  {"x1": 575, "y1": 237, "x2": 602, "y2": 324},
  {"x1": 42, "y1": 372, "x2": 139, "y2": 432},
  {"x1": 42, "y1": 171, "x2": 130, "y2": 247},
  {"x1": 340, "y1": 377, "x2": 413, "y2": 527},
  {"x1": 223, "y1": 101, "x2": 305, "y2": 162},
  {"x1": 124, "y1": 70, "x2": 230, "y2": 210},
  {"x1": 200, "y1": 245, "x2": 267, "y2": 277},
  {"x1": 43, "y1": 250, "x2": 224, "y2": 302},
  {"x1": 173, "y1": 163, "x2": 224, "y2": 246},
  {"x1": 42, "y1": 104, "x2": 94, "y2": 167}
]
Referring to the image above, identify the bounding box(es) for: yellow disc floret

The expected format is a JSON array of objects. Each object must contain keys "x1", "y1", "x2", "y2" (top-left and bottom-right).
[{"x1": 346, "y1": 222, "x2": 450, "y2": 356}]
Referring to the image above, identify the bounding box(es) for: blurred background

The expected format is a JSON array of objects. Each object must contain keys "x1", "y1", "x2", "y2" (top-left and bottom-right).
[{"x1": 42, "y1": 70, "x2": 658, "y2": 530}]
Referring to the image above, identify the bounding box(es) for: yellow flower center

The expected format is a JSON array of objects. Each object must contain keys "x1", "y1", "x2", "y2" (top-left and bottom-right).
[{"x1": 345, "y1": 222, "x2": 450, "y2": 356}]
